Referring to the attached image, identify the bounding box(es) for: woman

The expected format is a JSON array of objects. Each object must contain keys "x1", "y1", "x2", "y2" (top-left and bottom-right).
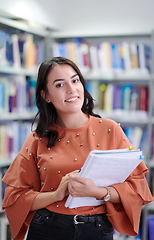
[{"x1": 2, "y1": 57, "x2": 153, "y2": 240}]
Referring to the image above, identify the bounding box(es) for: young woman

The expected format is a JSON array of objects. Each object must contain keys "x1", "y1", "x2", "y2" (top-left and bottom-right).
[{"x1": 2, "y1": 57, "x2": 153, "y2": 240}]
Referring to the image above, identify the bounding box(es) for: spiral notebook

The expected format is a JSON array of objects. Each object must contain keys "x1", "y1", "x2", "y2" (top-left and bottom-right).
[{"x1": 65, "y1": 148, "x2": 143, "y2": 208}]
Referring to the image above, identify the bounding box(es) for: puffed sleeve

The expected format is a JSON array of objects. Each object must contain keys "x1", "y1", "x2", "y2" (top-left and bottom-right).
[
  {"x1": 105, "y1": 122, "x2": 154, "y2": 235},
  {"x1": 2, "y1": 133, "x2": 41, "y2": 240}
]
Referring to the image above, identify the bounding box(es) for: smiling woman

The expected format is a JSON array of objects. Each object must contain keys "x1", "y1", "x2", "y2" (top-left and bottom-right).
[
  {"x1": 2, "y1": 57, "x2": 153, "y2": 240},
  {"x1": 35, "y1": 57, "x2": 100, "y2": 144},
  {"x1": 41, "y1": 64, "x2": 86, "y2": 127}
]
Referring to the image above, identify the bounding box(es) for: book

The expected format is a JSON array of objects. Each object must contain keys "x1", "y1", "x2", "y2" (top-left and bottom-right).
[
  {"x1": 11, "y1": 34, "x2": 21, "y2": 68},
  {"x1": 66, "y1": 41, "x2": 77, "y2": 65},
  {"x1": 111, "y1": 43, "x2": 121, "y2": 71},
  {"x1": 103, "y1": 83, "x2": 114, "y2": 111},
  {"x1": 130, "y1": 42, "x2": 139, "y2": 69},
  {"x1": 122, "y1": 42, "x2": 131, "y2": 71},
  {"x1": 65, "y1": 148, "x2": 143, "y2": 208},
  {"x1": 80, "y1": 42, "x2": 90, "y2": 73},
  {"x1": 138, "y1": 86, "x2": 148, "y2": 111},
  {"x1": 98, "y1": 83, "x2": 106, "y2": 109},
  {"x1": 147, "y1": 215, "x2": 154, "y2": 240},
  {"x1": 112, "y1": 85, "x2": 122, "y2": 110},
  {"x1": 144, "y1": 44, "x2": 151, "y2": 72},
  {"x1": 89, "y1": 44, "x2": 100, "y2": 74}
]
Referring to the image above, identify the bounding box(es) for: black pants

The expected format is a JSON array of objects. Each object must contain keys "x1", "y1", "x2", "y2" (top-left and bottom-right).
[{"x1": 26, "y1": 208, "x2": 114, "y2": 240}]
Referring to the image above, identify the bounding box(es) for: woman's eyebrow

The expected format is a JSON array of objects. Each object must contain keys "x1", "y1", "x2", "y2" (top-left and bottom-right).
[
  {"x1": 53, "y1": 74, "x2": 79, "y2": 84},
  {"x1": 71, "y1": 73, "x2": 78, "y2": 79}
]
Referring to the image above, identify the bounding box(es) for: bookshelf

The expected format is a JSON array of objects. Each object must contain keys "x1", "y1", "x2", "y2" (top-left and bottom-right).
[
  {"x1": 0, "y1": 16, "x2": 50, "y2": 240},
  {"x1": 0, "y1": 15, "x2": 154, "y2": 240},
  {"x1": 51, "y1": 33, "x2": 154, "y2": 240}
]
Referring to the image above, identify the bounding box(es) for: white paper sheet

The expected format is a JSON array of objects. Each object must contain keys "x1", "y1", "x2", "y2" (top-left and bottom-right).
[{"x1": 65, "y1": 148, "x2": 143, "y2": 208}]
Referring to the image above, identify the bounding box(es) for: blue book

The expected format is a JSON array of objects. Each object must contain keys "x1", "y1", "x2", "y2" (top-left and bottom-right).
[
  {"x1": 111, "y1": 43, "x2": 121, "y2": 69},
  {"x1": 0, "y1": 83, "x2": 4, "y2": 111},
  {"x1": 58, "y1": 42, "x2": 68, "y2": 57},
  {"x1": 18, "y1": 39, "x2": 25, "y2": 67},
  {"x1": 86, "y1": 82, "x2": 92, "y2": 94},
  {"x1": 5, "y1": 36, "x2": 14, "y2": 66},
  {"x1": 147, "y1": 215, "x2": 154, "y2": 240},
  {"x1": 144, "y1": 44, "x2": 151, "y2": 72}
]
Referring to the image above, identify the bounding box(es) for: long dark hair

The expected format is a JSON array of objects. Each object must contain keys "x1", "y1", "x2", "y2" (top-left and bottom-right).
[{"x1": 32, "y1": 57, "x2": 101, "y2": 147}]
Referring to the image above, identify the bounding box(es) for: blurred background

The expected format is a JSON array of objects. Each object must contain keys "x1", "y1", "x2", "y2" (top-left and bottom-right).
[{"x1": 0, "y1": 1, "x2": 154, "y2": 240}]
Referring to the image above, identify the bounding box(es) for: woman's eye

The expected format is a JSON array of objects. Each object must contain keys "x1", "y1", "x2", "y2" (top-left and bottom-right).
[
  {"x1": 73, "y1": 79, "x2": 79, "y2": 83},
  {"x1": 56, "y1": 83, "x2": 63, "y2": 88}
]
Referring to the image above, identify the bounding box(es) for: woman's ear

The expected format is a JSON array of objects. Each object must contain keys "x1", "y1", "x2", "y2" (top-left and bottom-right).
[{"x1": 40, "y1": 90, "x2": 50, "y2": 103}]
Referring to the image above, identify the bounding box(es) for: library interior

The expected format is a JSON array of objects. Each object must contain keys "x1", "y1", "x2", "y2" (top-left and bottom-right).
[{"x1": 0, "y1": 0, "x2": 154, "y2": 239}]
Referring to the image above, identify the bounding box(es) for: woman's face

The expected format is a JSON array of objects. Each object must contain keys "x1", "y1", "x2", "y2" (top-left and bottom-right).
[{"x1": 44, "y1": 64, "x2": 84, "y2": 117}]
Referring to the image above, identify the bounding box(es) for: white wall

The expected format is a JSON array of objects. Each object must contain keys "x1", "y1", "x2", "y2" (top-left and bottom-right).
[
  {"x1": 0, "y1": 0, "x2": 59, "y2": 29},
  {"x1": 0, "y1": 0, "x2": 154, "y2": 36}
]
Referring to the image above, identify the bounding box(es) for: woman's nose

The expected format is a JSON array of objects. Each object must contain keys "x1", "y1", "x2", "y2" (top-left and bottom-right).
[{"x1": 66, "y1": 83, "x2": 75, "y2": 93}]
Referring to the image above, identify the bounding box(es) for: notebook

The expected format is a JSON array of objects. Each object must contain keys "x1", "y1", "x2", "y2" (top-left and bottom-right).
[{"x1": 65, "y1": 148, "x2": 143, "y2": 208}]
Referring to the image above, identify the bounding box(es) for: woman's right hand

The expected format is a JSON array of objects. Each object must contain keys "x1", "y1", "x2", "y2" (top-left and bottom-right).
[
  {"x1": 54, "y1": 170, "x2": 79, "y2": 202},
  {"x1": 30, "y1": 170, "x2": 79, "y2": 211}
]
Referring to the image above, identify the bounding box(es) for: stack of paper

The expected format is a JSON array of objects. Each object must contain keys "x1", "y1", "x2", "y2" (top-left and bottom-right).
[{"x1": 65, "y1": 148, "x2": 143, "y2": 208}]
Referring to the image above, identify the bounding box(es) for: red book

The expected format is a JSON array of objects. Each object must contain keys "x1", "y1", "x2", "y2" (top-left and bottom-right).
[{"x1": 139, "y1": 86, "x2": 148, "y2": 111}]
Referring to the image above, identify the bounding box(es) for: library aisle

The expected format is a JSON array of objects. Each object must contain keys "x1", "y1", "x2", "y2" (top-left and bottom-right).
[{"x1": 0, "y1": 1, "x2": 154, "y2": 239}]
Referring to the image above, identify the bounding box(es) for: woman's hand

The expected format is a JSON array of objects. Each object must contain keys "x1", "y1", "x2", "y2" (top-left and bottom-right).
[
  {"x1": 68, "y1": 174, "x2": 98, "y2": 198},
  {"x1": 68, "y1": 174, "x2": 121, "y2": 203},
  {"x1": 55, "y1": 170, "x2": 79, "y2": 201},
  {"x1": 30, "y1": 170, "x2": 79, "y2": 211}
]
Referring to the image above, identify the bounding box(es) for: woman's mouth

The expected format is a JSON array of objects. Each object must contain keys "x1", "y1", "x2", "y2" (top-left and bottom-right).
[{"x1": 65, "y1": 97, "x2": 79, "y2": 102}]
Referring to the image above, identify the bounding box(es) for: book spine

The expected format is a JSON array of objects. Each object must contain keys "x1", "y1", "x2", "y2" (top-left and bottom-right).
[
  {"x1": 0, "y1": 76, "x2": 36, "y2": 114},
  {"x1": 0, "y1": 122, "x2": 31, "y2": 160},
  {"x1": 51, "y1": 39, "x2": 151, "y2": 75}
]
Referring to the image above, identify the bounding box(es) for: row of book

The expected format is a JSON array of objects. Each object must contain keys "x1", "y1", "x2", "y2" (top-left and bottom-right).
[
  {"x1": 0, "y1": 76, "x2": 37, "y2": 114},
  {"x1": 123, "y1": 127, "x2": 147, "y2": 154},
  {"x1": 0, "y1": 122, "x2": 31, "y2": 160},
  {"x1": 52, "y1": 38, "x2": 151, "y2": 76},
  {"x1": 0, "y1": 30, "x2": 45, "y2": 70},
  {"x1": 0, "y1": 122, "x2": 147, "y2": 161},
  {"x1": 114, "y1": 216, "x2": 153, "y2": 240},
  {"x1": 97, "y1": 83, "x2": 148, "y2": 112}
]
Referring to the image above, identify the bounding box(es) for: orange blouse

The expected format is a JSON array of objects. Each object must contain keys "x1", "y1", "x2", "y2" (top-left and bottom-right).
[{"x1": 2, "y1": 116, "x2": 153, "y2": 240}]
